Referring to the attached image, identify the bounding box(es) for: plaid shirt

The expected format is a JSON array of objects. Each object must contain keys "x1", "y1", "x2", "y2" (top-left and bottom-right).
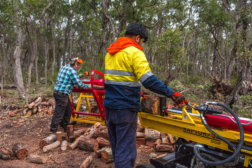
[{"x1": 54, "y1": 64, "x2": 90, "y2": 95}]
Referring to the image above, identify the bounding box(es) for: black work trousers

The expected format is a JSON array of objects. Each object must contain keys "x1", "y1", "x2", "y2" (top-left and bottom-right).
[{"x1": 50, "y1": 92, "x2": 72, "y2": 133}]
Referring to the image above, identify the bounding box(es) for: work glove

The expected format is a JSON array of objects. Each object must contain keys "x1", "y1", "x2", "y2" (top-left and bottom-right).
[{"x1": 170, "y1": 90, "x2": 188, "y2": 105}]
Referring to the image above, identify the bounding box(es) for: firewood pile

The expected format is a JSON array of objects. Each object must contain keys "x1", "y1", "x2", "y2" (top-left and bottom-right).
[
  {"x1": 136, "y1": 120, "x2": 175, "y2": 152},
  {"x1": 7, "y1": 97, "x2": 55, "y2": 117},
  {"x1": 36, "y1": 120, "x2": 176, "y2": 167},
  {"x1": 0, "y1": 143, "x2": 28, "y2": 160}
]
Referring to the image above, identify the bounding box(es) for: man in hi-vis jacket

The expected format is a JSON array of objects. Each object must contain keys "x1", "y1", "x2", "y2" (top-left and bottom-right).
[{"x1": 104, "y1": 23, "x2": 187, "y2": 168}]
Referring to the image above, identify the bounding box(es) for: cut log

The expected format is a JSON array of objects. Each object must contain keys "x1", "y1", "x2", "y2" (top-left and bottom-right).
[
  {"x1": 141, "y1": 94, "x2": 160, "y2": 115},
  {"x1": 161, "y1": 137, "x2": 169, "y2": 144},
  {"x1": 136, "y1": 132, "x2": 145, "y2": 138},
  {"x1": 32, "y1": 106, "x2": 38, "y2": 114},
  {"x1": 74, "y1": 128, "x2": 86, "y2": 138},
  {"x1": 78, "y1": 138, "x2": 99, "y2": 152},
  {"x1": 12, "y1": 143, "x2": 28, "y2": 159},
  {"x1": 80, "y1": 154, "x2": 94, "y2": 168},
  {"x1": 8, "y1": 109, "x2": 23, "y2": 117},
  {"x1": 67, "y1": 125, "x2": 74, "y2": 137},
  {"x1": 43, "y1": 141, "x2": 61, "y2": 152},
  {"x1": 56, "y1": 131, "x2": 63, "y2": 142},
  {"x1": 101, "y1": 147, "x2": 113, "y2": 163},
  {"x1": 28, "y1": 97, "x2": 42, "y2": 109},
  {"x1": 155, "y1": 139, "x2": 161, "y2": 146},
  {"x1": 0, "y1": 147, "x2": 12, "y2": 160},
  {"x1": 66, "y1": 125, "x2": 75, "y2": 142},
  {"x1": 28, "y1": 154, "x2": 47, "y2": 164},
  {"x1": 96, "y1": 137, "x2": 110, "y2": 147},
  {"x1": 145, "y1": 128, "x2": 160, "y2": 141},
  {"x1": 25, "y1": 110, "x2": 32, "y2": 117},
  {"x1": 69, "y1": 135, "x2": 84, "y2": 150},
  {"x1": 145, "y1": 140, "x2": 155, "y2": 147},
  {"x1": 39, "y1": 134, "x2": 57, "y2": 149},
  {"x1": 61, "y1": 140, "x2": 68, "y2": 151},
  {"x1": 167, "y1": 134, "x2": 176, "y2": 145},
  {"x1": 155, "y1": 144, "x2": 173, "y2": 152},
  {"x1": 136, "y1": 137, "x2": 145, "y2": 145}
]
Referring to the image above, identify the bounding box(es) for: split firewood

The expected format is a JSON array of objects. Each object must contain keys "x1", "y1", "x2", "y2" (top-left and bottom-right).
[
  {"x1": 78, "y1": 138, "x2": 99, "y2": 152},
  {"x1": 155, "y1": 144, "x2": 173, "y2": 152},
  {"x1": 136, "y1": 132, "x2": 145, "y2": 138},
  {"x1": 12, "y1": 143, "x2": 28, "y2": 159},
  {"x1": 28, "y1": 154, "x2": 47, "y2": 164},
  {"x1": 167, "y1": 134, "x2": 176, "y2": 145},
  {"x1": 32, "y1": 106, "x2": 38, "y2": 114},
  {"x1": 93, "y1": 129, "x2": 109, "y2": 140},
  {"x1": 0, "y1": 147, "x2": 12, "y2": 160},
  {"x1": 136, "y1": 138, "x2": 145, "y2": 145},
  {"x1": 8, "y1": 109, "x2": 23, "y2": 117},
  {"x1": 74, "y1": 128, "x2": 86, "y2": 138},
  {"x1": 61, "y1": 140, "x2": 68, "y2": 151},
  {"x1": 96, "y1": 137, "x2": 110, "y2": 147},
  {"x1": 28, "y1": 97, "x2": 42, "y2": 109},
  {"x1": 101, "y1": 147, "x2": 113, "y2": 163},
  {"x1": 25, "y1": 110, "x2": 32, "y2": 117},
  {"x1": 80, "y1": 154, "x2": 94, "y2": 168},
  {"x1": 161, "y1": 137, "x2": 169, "y2": 144},
  {"x1": 67, "y1": 125, "x2": 74, "y2": 142},
  {"x1": 39, "y1": 134, "x2": 57, "y2": 149},
  {"x1": 145, "y1": 140, "x2": 155, "y2": 147},
  {"x1": 69, "y1": 135, "x2": 84, "y2": 150},
  {"x1": 155, "y1": 139, "x2": 161, "y2": 146},
  {"x1": 43, "y1": 141, "x2": 61, "y2": 152},
  {"x1": 56, "y1": 131, "x2": 63, "y2": 142},
  {"x1": 47, "y1": 106, "x2": 53, "y2": 115},
  {"x1": 145, "y1": 128, "x2": 160, "y2": 141},
  {"x1": 141, "y1": 94, "x2": 160, "y2": 114},
  {"x1": 84, "y1": 122, "x2": 102, "y2": 139}
]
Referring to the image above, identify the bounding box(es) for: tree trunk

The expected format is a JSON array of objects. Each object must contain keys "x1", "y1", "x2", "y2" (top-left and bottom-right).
[
  {"x1": 44, "y1": 37, "x2": 49, "y2": 85},
  {"x1": 51, "y1": 25, "x2": 56, "y2": 76},
  {"x1": 13, "y1": 26, "x2": 25, "y2": 98}
]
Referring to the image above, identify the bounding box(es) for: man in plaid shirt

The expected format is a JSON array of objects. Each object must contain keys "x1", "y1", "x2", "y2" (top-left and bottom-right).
[{"x1": 50, "y1": 58, "x2": 90, "y2": 133}]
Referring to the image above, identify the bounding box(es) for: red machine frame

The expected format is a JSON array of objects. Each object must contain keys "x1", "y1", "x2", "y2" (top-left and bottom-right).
[{"x1": 69, "y1": 70, "x2": 105, "y2": 124}]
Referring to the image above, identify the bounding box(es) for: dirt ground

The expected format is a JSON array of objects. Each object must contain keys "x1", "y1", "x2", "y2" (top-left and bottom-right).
[{"x1": 0, "y1": 97, "x2": 155, "y2": 168}]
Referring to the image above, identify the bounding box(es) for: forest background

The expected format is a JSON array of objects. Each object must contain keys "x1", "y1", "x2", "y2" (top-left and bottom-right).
[{"x1": 0, "y1": 0, "x2": 251, "y2": 116}]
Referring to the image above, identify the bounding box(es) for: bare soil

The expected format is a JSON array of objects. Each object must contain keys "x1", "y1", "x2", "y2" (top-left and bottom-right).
[{"x1": 0, "y1": 95, "x2": 154, "y2": 168}]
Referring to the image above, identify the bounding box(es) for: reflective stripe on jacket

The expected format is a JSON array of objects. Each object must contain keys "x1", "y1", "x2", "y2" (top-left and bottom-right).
[
  {"x1": 104, "y1": 37, "x2": 173, "y2": 110},
  {"x1": 104, "y1": 46, "x2": 152, "y2": 109}
]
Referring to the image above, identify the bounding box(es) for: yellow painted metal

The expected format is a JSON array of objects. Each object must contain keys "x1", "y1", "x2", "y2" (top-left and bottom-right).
[
  {"x1": 76, "y1": 93, "x2": 93, "y2": 113},
  {"x1": 138, "y1": 107, "x2": 252, "y2": 167},
  {"x1": 71, "y1": 115, "x2": 105, "y2": 125},
  {"x1": 71, "y1": 92, "x2": 105, "y2": 125},
  {"x1": 244, "y1": 155, "x2": 252, "y2": 167}
]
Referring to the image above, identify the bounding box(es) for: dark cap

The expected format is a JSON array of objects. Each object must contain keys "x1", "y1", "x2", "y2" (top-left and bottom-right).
[{"x1": 125, "y1": 23, "x2": 148, "y2": 42}]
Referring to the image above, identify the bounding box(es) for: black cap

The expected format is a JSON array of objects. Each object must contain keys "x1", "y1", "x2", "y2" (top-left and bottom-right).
[{"x1": 125, "y1": 23, "x2": 148, "y2": 42}]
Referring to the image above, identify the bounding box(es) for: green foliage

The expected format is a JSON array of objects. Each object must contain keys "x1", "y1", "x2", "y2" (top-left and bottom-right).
[{"x1": 192, "y1": 0, "x2": 231, "y2": 29}]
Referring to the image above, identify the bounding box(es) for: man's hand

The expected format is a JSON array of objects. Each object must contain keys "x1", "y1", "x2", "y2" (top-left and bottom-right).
[{"x1": 170, "y1": 91, "x2": 187, "y2": 105}]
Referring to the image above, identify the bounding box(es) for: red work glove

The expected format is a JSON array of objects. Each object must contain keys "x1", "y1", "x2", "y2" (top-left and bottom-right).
[{"x1": 170, "y1": 91, "x2": 187, "y2": 105}]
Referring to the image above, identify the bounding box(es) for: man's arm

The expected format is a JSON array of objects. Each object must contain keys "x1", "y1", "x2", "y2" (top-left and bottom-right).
[
  {"x1": 70, "y1": 70, "x2": 90, "y2": 89},
  {"x1": 133, "y1": 51, "x2": 187, "y2": 105}
]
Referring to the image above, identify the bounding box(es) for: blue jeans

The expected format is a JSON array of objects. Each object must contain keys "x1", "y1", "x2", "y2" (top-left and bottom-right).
[{"x1": 105, "y1": 108, "x2": 138, "y2": 168}]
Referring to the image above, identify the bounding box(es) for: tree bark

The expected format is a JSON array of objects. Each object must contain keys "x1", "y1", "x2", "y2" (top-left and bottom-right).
[
  {"x1": 44, "y1": 36, "x2": 49, "y2": 85},
  {"x1": 13, "y1": 24, "x2": 25, "y2": 99},
  {"x1": 12, "y1": 143, "x2": 28, "y2": 159}
]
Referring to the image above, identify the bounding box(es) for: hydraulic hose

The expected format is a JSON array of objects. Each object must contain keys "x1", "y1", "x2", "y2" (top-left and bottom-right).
[{"x1": 193, "y1": 102, "x2": 244, "y2": 166}]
